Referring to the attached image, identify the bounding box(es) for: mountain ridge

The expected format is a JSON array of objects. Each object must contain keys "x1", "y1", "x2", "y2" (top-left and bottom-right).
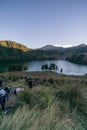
[
  {"x1": 0, "y1": 40, "x2": 87, "y2": 65},
  {"x1": 0, "y1": 40, "x2": 86, "y2": 51},
  {"x1": 0, "y1": 40, "x2": 30, "y2": 52},
  {"x1": 39, "y1": 43, "x2": 87, "y2": 51}
]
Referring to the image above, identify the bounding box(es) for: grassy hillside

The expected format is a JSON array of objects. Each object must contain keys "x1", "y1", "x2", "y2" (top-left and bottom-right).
[{"x1": 0, "y1": 71, "x2": 87, "y2": 130}]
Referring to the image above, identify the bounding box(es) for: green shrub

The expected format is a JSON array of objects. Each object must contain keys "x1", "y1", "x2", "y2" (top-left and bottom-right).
[
  {"x1": 18, "y1": 89, "x2": 50, "y2": 109},
  {"x1": 42, "y1": 78, "x2": 47, "y2": 83},
  {"x1": 48, "y1": 78, "x2": 54, "y2": 84},
  {"x1": 18, "y1": 90, "x2": 36, "y2": 107},
  {"x1": 55, "y1": 85, "x2": 87, "y2": 114},
  {"x1": 23, "y1": 66, "x2": 28, "y2": 71},
  {"x1": 36, "y1": 91, "x2": 50, "y2": 109},
  {"x1": 8, "y1": 65, "x2": 23, "y2": 71}
]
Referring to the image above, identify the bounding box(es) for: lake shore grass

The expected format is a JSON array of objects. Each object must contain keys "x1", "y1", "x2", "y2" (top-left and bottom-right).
[{"x1": 0, "y1": 71, "x2": 87, "y2": 130}]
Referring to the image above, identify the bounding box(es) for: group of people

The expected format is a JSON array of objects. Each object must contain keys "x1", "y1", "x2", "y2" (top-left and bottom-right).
[
  {"x1": 0, "y1": 75, "x2": 32, "y2": 111},
  {"x1": 0, "y1": 86, "x2": 17, "y2": 111}
]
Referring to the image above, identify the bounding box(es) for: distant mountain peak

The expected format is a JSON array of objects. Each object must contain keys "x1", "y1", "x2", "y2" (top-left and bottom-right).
[
  {"x1": 76, "y1": 43, "x2": 86, "y2": 47},
  {"x1": 53, "y1": 44, "x2": 73, "y2": 48},
  {"x1": 39, "y1": 44, "x2": 64, "y2": 52},
  {"x1": 53, "y1": 43, "x2": 87, "y2": 48}
]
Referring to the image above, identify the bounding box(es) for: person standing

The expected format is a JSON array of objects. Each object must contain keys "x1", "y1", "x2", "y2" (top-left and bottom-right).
[{"x1": 28, "y1": 78, "x2": 33, "y2": 88}]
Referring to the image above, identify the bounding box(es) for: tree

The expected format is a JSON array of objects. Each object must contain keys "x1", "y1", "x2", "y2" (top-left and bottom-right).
[
  {"x1": 49, "y1": 63, "x2": 58, "y2": 71},
  {"x1": 42, "y1": 64, "x2": 48, "y2": 71},
  {"x1": 60, "y1": 68, "x2": 63, "y2": 74},
  {"x1": 42, "y1": 63, "x2": 58, "y2": 71}
]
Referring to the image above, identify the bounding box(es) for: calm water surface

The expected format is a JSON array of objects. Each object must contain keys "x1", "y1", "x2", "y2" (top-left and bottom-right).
[
  {"x1": 26, "y1": 60, "x2": 87, "y2": 75},
  {"x1": 0, "y1": 60, "x2": 87, "y2": 75}
]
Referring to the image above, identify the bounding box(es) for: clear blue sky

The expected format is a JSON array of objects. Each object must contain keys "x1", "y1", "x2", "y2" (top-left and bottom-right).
[{"x1": 0, "y1": 0, "x2": 87, "y2": 48}]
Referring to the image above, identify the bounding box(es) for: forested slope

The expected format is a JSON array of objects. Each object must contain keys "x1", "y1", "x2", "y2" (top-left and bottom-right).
[{"x1": 0, "y1": 41, "x2": 31, "y2": 62}]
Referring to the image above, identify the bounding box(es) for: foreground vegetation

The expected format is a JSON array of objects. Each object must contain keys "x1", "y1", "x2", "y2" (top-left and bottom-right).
[{"x1": 0, "y1": 71, "x2": 87, "y2": 130}]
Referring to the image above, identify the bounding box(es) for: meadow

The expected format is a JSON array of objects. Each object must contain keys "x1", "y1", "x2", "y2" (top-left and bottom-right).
[{"x1": 0, "y1": 71, "x2": 87, "y2": 130}]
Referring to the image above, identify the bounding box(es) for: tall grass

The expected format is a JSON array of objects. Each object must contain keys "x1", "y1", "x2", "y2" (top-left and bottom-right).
[
  {"x1": 55, "y1": 84, "x2": 87, "y2": 114},
  {"x1": 18, "y1": 88, "x2": 52, "y2": 109},
  {"x1": 0, "y1": 74, "x2": 87, "y2": 130},
  {"x1": 0, "y1": 103, "x2": 86, "y2": 130}
]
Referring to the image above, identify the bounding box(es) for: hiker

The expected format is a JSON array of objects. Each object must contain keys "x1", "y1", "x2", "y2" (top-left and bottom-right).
[
  {"x1": 0, "y1": 79, "x2": 3, "y2": 86},
  {"x1": 28, "y1": 78, "x2": 33, "y2": 88},
  {"x1": 0, "y1": 87, "x2": 9, "y2": 110},
  {"x1": 25, "y1": 75, "x2": 30, "y2": 81},
  {"x1": 25, "y1": 75, "x2": 30, "y2": 83},
  {"x1": 10, "y1": 87, "x2": 17, "y2": 95},
  {"x1": 4, "y1": 87, "x2": 10, "y2": 94}
]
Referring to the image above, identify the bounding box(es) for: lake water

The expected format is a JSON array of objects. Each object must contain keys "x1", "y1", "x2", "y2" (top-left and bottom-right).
[
  {"x1": 26, "y1": 60, "x2": 87, "y2": 75},
  {"x1": 0, "y1": 60, "x2": 87, "y2": 75}
]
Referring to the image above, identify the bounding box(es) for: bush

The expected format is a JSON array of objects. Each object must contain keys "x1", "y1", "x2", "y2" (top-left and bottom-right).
[
  {"x1": 23, "y1": 66, "x2": 28, "y2": 71},
  {"x1": 8, "y1": 65, "x2": 23, "y2": 71},
  {"x1": 18, "y1": 90, "x2": 36, "y2": 107},
  {"x1": 48, "y1": 78, "x2": 54, "y2": 84},
  {"x1": 36, "y1": 91, "x2": 50, "y2": 109},
  {"x1": 18, "y1": 89, "x2": 50, "y2": 109},
  {"x1": 55, "y1": 85, "x2": 87, "y2": 114},
  {"x1": 42, "y1": 78, "x2": 47, "y2": 83}
]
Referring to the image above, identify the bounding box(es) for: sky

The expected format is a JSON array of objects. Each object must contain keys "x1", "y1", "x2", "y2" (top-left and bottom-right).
[{"x1": 0, "y1": 0, "x2": 87, "y2": 49}]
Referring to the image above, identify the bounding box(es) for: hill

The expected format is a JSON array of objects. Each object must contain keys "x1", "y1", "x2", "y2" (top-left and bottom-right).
[
  {"x1": 0, "y1": 40, "x2": 29, "y2": 52},
  {"x1": 65, "y1": 44, "x2": 87, "y2": 64},
  {"x1": 0, "y1": 41, "x2": 87, "y2": 65},
  {"x1": 40, "y1": 44, "x2": 87, "y2": 52},
  {"x1": 37, "y1": 44, "x2": 87, "y2": 64},
  {"x1": 0, "y1": 40, "x2": 31, "y2": 62},
  {"x1": 40, "y1": 45, "x2": 65, "y2": 52},
  {"x1": 0, "y1": 41, "x2": 66, "y2": 62},
  {"x1": 40, "y1": 44, "x2": 87, "y2": 65}
]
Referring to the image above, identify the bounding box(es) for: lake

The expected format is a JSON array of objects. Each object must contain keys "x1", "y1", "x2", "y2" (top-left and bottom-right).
[
  {"x1": 26, "y1": 60, "x2": 87, "y2": 75},
  {"x1": 0, "y1": 60, "x2": 87, "y2": 75}
]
